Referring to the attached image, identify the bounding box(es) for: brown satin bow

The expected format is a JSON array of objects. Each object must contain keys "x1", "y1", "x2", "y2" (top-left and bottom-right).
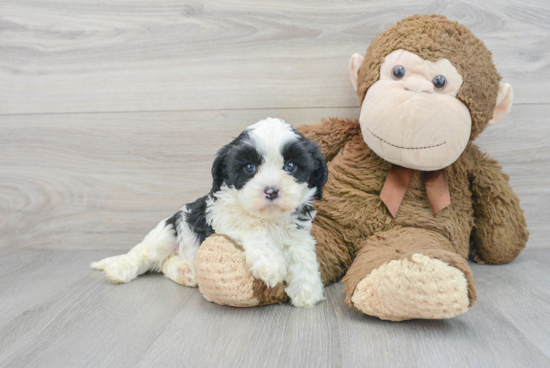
[{"x1": 380, "y1": 165, "x2": 451, "y2": 218}]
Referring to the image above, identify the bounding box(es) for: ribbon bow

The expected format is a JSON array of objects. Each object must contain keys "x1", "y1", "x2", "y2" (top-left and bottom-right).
[{"x1": 380, "y1": 165, "x2": 451, "y2": 218}]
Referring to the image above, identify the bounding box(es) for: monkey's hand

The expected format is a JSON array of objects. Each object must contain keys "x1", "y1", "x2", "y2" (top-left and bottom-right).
[
  {"x1": 297, "y1": 118, "x2": 360, "y2": 162},
  {"x1": 469, "y1": 146, "x2": 529, "y2": 264},
  {"x1": 195, "y1": 235, "x2": 288, "y2": 307}
]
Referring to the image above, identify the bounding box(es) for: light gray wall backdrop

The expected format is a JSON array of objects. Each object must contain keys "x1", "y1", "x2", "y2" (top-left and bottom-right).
[{"x1": 1, "y1": 0, "x2": 548, "y2": 250}]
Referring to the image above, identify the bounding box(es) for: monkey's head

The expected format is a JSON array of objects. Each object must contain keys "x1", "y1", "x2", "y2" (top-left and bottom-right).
[{"x1": 350, "y1": 15, "x2": 513, "y2": 171}]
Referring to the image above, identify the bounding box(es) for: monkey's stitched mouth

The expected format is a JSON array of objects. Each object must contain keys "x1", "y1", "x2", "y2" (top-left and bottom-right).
[{"x1": 366, "y1": 127, "x2": 446, "y2": 150}]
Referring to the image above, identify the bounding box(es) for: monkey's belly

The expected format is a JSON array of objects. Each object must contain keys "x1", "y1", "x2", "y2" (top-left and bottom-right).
[{"x1": 314, "y1": 136, "x2": 474, "y2": 258}]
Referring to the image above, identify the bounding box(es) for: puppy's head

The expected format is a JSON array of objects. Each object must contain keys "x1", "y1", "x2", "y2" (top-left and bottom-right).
[{"x1": 211, "y1": 118, "x2": 327, "y2": 218}]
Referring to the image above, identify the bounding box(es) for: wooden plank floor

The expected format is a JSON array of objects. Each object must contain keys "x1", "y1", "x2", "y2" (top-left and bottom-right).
[
  {"x1": 0, "y1": 249, "x2": 549, "y2": 368},
  {"x1": 2, "y1": 0, "x2": 550, "y2": 367}
]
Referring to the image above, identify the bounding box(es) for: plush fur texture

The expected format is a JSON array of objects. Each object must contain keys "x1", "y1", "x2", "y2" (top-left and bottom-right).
[
  {"x1": 196, "y1": 234, "x2": 289, "y2": 307},
  {"x1": 194, "y1": 15, "x2": 528, "y2": 321},
  {"x1": 92, "y1": 118, "x2": 328, "y2": 308},
  {"x1": 303, "y1": 118, "x2": 526, "y2": 317},
  {"x1": 358, "y1": 49, "x2": 472, "y2": 171},
  {"x1": 351, "y1": 253, "x2": 470, "y2": 321},
  {"x1": 196, "y1": 116, "x2": 527, "y2": 318},
  {"x1": 356, "y1": 14, "x2": 501, "y2": 140}
]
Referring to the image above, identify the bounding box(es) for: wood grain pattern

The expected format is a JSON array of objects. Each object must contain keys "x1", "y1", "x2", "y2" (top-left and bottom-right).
[
  {"x1": 0, "y1": 250, "x2": 196, "y2": 368},
  {"x1": 1, "y1": 105, "x2": 548, "y2": 250},
  {"x1": 1, "y1": 2, "x2": 549, "y2": 366},
  {"x1": 0, "y1": 249, "x2": 549, "y2": 367},
  {"x1": 1, "y1": 0, "x2": 550, "y2": 114},
  {"x1": 335, "y1": 250, "x2": 550, "y2": 367},
  {"x1": 0, "y1": 107, "x2": 358, "y2": 250}
]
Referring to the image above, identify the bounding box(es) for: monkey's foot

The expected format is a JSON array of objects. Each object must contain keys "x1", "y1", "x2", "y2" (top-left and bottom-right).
[
  {"x1": 195, "y1": 234, "x2": 288, "y2": 307},
  {"x1": 351, "y1": 254, "x2": 471, "y2": 321}
]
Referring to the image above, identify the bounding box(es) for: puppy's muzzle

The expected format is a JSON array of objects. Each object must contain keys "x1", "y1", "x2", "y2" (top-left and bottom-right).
[{"x1": 264, "y1": 186, "x2": 279, "y2": 200}]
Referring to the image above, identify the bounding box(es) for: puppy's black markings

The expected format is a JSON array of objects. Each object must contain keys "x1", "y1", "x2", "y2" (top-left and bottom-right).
[
  {"x1": 166, "y1": 125, "x2": 327, "y2": 246},
  {"x1": 283, "y1": 128, "x2": 328, "y2": 200},
  {"x1": 165, "y1": 195, "x2": 215, "y2": 246}
]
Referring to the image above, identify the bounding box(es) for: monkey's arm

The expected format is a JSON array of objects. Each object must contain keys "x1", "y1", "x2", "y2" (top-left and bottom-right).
[
  {"x1": 297, "y1": 118, "x2": 360, "y2": 162},
  {"x1": 469, "y1": 145, "x2": 529, "y2": 264}
]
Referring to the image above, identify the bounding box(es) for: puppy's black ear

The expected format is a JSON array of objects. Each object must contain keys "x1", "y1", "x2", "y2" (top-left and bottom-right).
[
  {"x1": 308, "y1": 142, "x2": 328, "y2": 200},
  {"x1": 211, "y1": 144, "x2": 231, "y2": 193}
]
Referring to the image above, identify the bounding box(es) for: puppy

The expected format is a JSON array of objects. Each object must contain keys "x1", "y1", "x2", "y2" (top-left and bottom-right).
[{"x1": 92, "y1": 118, "x2": 328, "y2": 307}]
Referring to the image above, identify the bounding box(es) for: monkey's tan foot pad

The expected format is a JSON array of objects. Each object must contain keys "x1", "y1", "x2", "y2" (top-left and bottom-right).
[
  {"x1": 351, "y1": 253, "x2": 470, "y2": 321},
  {"x1": 195, "y1": 234, "x2": 288, "y2": 307}
]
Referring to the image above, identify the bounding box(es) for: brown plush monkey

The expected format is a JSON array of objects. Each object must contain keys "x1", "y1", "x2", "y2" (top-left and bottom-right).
[{"x1": 194, "y1": 15, "x2": 528, "y2": 321}]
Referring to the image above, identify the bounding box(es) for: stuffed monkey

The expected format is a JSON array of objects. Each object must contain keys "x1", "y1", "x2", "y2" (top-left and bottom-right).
[{"x1": 194, "y1": 15, "x2": 528, "y2": 320}]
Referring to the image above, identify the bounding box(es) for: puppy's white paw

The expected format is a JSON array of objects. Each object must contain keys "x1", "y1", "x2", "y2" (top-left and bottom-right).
[
  {"x1": 162, "y1": 256, "x2": 197, "y2": 287},
  {"x1": 103, "y1": 255, "x2": 139, "y2": 284},
  {"x1": 246, "y1": 252, "x2": 287, "y2": 288},
  {"x1": 285, "y1": 279, "x2": 325, "y2": 307},
  {"x1": 90, "y1": 255, "x2": 124, "y2": 271}
]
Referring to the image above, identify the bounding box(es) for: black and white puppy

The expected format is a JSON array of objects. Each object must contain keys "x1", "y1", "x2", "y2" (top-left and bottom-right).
[{"x1": 92, "y1": 118, "x2": 328, "y2": 307}]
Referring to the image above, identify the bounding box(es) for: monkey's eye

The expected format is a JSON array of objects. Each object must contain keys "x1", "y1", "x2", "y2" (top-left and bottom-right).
[
  {"x1": 283, "y1": 161, "x2": 297, "y2": 173},
  {"x1": 392, "y1": 65, "x2": 406, "y2": 80},
  {"x1": 432, "y1": 75, "x2": 447, "y2": 90},
  {"x1": 244, "y1": 163, "x2": 256, "y2": 174}
]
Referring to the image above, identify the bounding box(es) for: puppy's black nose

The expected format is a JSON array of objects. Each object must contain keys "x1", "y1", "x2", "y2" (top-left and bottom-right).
[{"x1": 264, "y1": 187, "x2": 279, "y2": 200}]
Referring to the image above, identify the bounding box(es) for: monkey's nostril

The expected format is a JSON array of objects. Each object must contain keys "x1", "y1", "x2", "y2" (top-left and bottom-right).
[
  {"x1": 264, "y1": 186, "x2": 279, "y2": 200},
  {"x1": 403, "y1": 78, "x2": 434, "y2": 94}
]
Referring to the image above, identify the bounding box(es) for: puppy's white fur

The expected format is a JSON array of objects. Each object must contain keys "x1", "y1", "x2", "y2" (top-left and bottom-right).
[{"x1": 92, "y1": 118, "x2": 325, "y2": 307}]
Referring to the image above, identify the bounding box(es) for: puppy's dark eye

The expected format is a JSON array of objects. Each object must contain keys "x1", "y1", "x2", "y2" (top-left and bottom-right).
[
  {"x1": 432, "y1": 75, "x2": 447, "y2": 90},
  {"x1": 244, "y1": 163, "x2": 256, "y2": 174},
  {"x1": 392, "y1": 65, "x2": 405, "y2": 80},
  {"x1": 283, "y1": 161, "x2": 297, "y2": 173}
]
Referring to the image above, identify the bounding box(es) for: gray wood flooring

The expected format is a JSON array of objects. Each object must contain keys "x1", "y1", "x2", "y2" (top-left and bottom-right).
[
  {"x1": 0, "y1": 250, "x2": 549, "y2": 368},
  {"x1": 1, "y1": 0, "x2": 550, "y2": 367}
]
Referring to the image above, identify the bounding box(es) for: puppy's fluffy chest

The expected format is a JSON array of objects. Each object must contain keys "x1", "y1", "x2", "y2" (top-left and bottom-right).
[{"x1": 205, "y1": 186, "x2": 313, "y2": 249}]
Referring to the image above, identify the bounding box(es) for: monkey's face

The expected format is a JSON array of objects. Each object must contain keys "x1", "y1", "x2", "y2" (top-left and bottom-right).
[{"x1": 359, "y1": 49, "x2": 471, "y2": 171}]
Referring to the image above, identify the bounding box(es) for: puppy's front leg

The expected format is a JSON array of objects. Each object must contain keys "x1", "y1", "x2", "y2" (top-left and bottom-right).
[
  {"x1": 284, "y1": 234, "x2": 324, "y2": 307},
  {"x1": 242, "y1": 236, "x2": 287, "y2": 288}
]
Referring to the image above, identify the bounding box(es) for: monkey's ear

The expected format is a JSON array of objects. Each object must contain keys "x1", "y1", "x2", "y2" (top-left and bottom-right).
[
  {"x1": 488, "y1": 83, "x2": 513, "y2": 126},
  {"x1": 349, "y1": 54, "x2": 364, "y2": 92}
]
